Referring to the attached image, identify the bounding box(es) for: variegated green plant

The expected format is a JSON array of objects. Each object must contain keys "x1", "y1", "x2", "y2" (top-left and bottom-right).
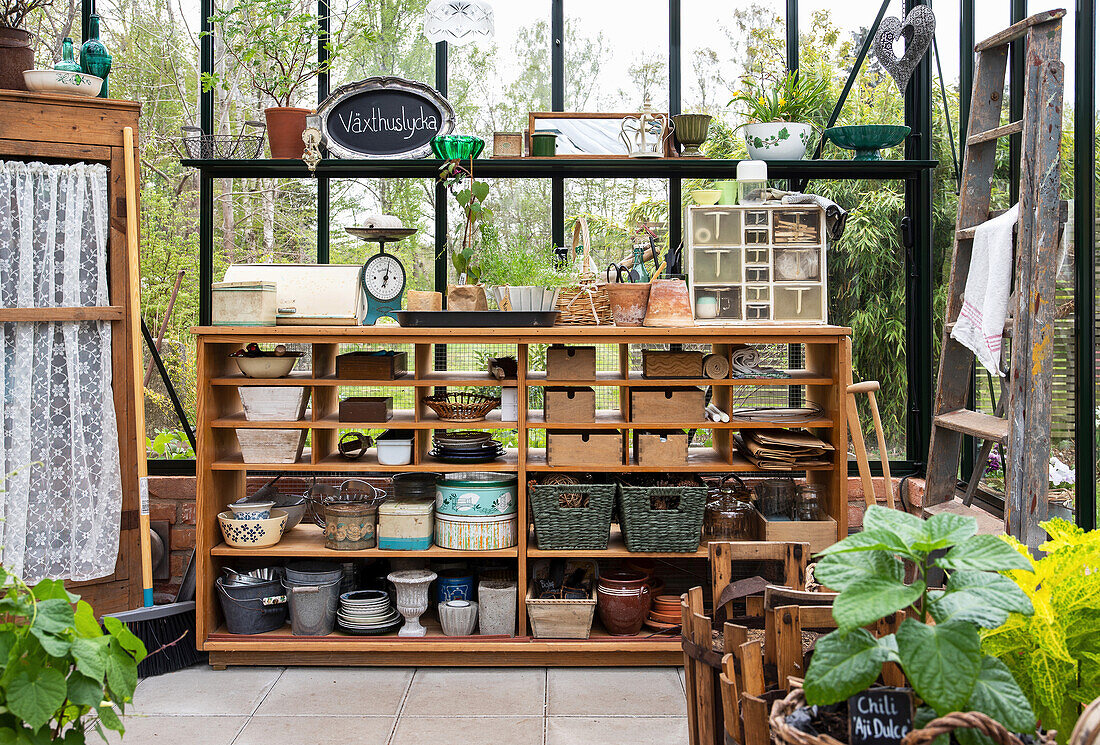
[{"x1": 982, "y1": 518, "x2": 1100, "y2": 744}]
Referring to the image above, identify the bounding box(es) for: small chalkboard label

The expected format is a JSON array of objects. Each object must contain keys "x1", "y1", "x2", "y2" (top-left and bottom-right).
[{"x1": 848, "y1": 688, "x2": 914, "y2": 745}]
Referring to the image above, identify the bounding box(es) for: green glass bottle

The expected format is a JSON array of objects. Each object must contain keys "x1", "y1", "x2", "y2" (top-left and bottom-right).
[
  {"x1": 631, "y1": 243, "x2": 650, "y2": 283},
  {"x1": 79, "y1": 14, "x2": 112, "y2": 98},
  {"x1": 54, "y1": 37, "x2": 82, "y2": 73}
]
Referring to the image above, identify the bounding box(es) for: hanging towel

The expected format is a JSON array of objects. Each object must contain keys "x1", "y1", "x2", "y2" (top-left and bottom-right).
[{"x1": 950, "y1": 203, "x2": 1019, "y2": 376}]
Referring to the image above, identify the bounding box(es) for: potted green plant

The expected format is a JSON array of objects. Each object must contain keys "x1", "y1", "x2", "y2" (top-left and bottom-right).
[
  {"x1": 783, "y1": 506, "x2": 1037, "y2": 745},
  {"x1": 0, "y1": 0, "x2": 50, "y2": 90},
  {"x1": 0, "y1": 570, "x2": 146, "y2": 742},
  {"x1": 439, "y1": 154, "x2": 493, "y2": 311},
  {"x1": 729, "y1": 69, "x2": 830, "y2": 160},
  {"x1": 202, "y1": 0, "x2": 339, "y2": 158},
  {"x1": 479, "y1": 235, "x2": 571, "y2": 312}
]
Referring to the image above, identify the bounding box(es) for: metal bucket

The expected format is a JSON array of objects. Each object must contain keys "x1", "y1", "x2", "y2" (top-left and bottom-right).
[
  {"x1": 284, "y1": 560, "x2": 343, "y2": 585},
  {"x1": 216, "y1": 577, "x2": 287, "y2": 635},
  {"x1": 283, "y1": 576, "x2": 341, "y2": 636}
]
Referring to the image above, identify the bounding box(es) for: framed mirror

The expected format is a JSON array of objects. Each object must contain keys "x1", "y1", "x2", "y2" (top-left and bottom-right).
[{"x1": 527, "y1": 112, "x2": 674, "y2": 158}]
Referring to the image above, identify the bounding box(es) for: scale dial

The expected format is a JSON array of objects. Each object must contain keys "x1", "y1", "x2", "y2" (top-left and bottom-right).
[{"x1": 362, "y1": 252, "x2": 406, "y2": 301}]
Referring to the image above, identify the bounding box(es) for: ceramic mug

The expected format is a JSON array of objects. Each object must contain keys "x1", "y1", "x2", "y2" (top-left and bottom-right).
[{"x1": 695, "y1": 296, "x2": 719, "y2": 319}]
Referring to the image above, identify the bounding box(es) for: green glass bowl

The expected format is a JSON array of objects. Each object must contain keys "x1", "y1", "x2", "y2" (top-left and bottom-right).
[
  {"x1": 823, "y1": 125, "x2": 911, "y2": 160},
  {"x1": 431, "y1": 135, "x2": 485, "y2": 161}
]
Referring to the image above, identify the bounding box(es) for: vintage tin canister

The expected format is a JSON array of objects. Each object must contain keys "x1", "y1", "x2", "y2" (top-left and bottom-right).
[
  {"x1": 434, "y1": 513, "x2": 517, "y2": 551},
  {"x1": 377, "y1": 498, "x2": 434, "y2": 550}
]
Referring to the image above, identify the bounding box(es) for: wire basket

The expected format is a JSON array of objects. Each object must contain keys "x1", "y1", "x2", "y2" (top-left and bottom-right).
[
  {"x1": 304, "y1": 479, "x2": 387, "y2": 528},
  {"x1": 422, "y1": 392, "x2": 501, "y2": 422},
  {"x1": 181, "y1": 134, "x2": 265, "y2": 159}
]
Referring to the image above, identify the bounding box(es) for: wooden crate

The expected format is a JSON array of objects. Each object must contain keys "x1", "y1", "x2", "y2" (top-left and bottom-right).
[
  {"x1": 237, "y1": 429, "x2": 306, "y2": 464},
  {"x1": 752, "y1": 511, "x2": 837, "y2": 554},
  {"x1": 335, "y1": 350, "x2": 407, "y2": 379},
  {"x1": 526, "y1": 582, "x2": 596, "y2": 639},
  {"x1": 633, "y1": 430, "x2": 689, "y2": 466},
  {"x1": 630, "y1": 387, "x2": 705, "y2": 423},
  {"x1": 547, "y1": 430, "x2": 623, "y2": 467},
  {"x1": 544, "y1": 387, "x2": 595, "y2": 423},
  {"x1": 546, "y1": 345, "x2": 596, "y2": 380},
  {"x1": 338, "y1": 396, "x2": 393, "y2": 422},
  {"x1": 641, "y1": 350, "x2": 705, "y2": 378}
]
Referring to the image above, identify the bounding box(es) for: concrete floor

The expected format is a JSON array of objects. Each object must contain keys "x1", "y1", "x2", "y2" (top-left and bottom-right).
[{"x1": 106, "y1": 665, "x2": 690, "y2": 745}]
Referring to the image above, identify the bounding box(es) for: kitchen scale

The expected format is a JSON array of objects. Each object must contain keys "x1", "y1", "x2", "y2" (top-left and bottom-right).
[{"x1": 346, "y1": 223, "x2": 417, "y2": 325}]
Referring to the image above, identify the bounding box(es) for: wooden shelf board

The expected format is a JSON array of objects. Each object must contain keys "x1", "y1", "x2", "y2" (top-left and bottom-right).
[
  {"x1": 525, "y1": 448, "x2": 832, "y2": 473},
  {"x1": 526, "y1": 370, "x2": 833, "y2": 387},
  {"x1": 527, "y1": 525, "x2": 709, "y2": 558},
  {"x1": 213, "y1": 448, "x2": 521, "y2": 472},
  {"x1": 211, "y1": 524, "x2": 519, "y2": 558},
  {"x1": 211, "y1": 410, "x2": 518, "y2": 430}
]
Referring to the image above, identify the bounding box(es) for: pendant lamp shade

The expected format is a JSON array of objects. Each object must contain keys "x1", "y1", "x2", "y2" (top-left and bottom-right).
[{"x1": 423, "y1": 0, "x2": 495, "y2": 45}]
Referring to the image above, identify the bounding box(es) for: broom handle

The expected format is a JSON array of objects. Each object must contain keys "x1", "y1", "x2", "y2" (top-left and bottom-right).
[{"x1": 123, "y1": 127, "x2": 154, "y2": 608}]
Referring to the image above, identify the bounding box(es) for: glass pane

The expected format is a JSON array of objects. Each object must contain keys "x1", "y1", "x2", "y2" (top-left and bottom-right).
[
  {"x1": 565, "y1": 179, "x2": 671, "y2": 273},
  {"x1": 332, "y1": 0, "x2": 435, "y2": 83}
]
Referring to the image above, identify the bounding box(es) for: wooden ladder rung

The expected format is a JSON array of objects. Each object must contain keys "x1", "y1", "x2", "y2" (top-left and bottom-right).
[
  {"x1": 933, "y1": 409, "x2": 1009, "y2": 443},
  {"x1": 974, "y1": 9, "x2": 1066, "y2": 52},
  {"x1": 967, "y1": 120, "x2": 1023, "y2": 146}
]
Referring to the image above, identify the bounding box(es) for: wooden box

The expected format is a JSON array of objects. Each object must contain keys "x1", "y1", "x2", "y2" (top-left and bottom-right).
[
  {"x1": 641, "y1": 350, "x2": 705, "y2": 378},
  {"x1": 493, "y1": 131, "x2": 523, "y2": 157},
  {"x1": 547, "y1": 430, "x2": 623, "y2": 467},
  {"x1": 339, "y1": 396, "x2": 394, "y2": 422},
  {"x1": 544, "y1": 387, "x2": 596, "y2": 423},
  {"x1": 753, "y1": 510, "x2": 837, "y2": 554},
  {"x1": 633, "y1": 430, "x2": 689, "y2": 466},
  {"x1": 237, "y1": 429, "x2": 306, "y2": 464},
  {"x1": 525, "y1": 582, "x2": 596, "y2": 639},
  {"x1": 546, "y1": 345, "x2": 596, "y2": 380},
  {"x1": 336, "y1": 350, "x2": 407, "y2": 380},
  {"x1": 630, "y1": 387, "x2": 705, "y2": 423}
]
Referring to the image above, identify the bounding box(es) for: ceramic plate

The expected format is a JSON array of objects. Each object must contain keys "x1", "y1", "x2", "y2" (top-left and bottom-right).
[{"x1": 338, "y1": 617, "x2": 403, "y2": 636}]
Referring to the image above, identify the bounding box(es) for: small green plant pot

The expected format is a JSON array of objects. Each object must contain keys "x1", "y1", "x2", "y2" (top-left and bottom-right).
[
  {"x1": 531, "y1": 133, "x2": 557, "y2": 157},
  {"x1": 431, "y1": 135, "x2": 485, "y2": 161}
]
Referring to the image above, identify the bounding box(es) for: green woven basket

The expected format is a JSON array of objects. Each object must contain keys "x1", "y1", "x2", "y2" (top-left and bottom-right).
[
  {"x1": 529, "y1": 483, "x2": 616, "y2": 550},
  {"x1": 617, "y1": 485, "x2": 707, "y2": 552}
]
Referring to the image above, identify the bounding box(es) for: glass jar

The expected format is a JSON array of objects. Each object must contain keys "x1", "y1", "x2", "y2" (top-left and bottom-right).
[
  {"x1": 794, "y1": 484, "x2": 826, "y2": 521},
  {"x1": 703, "y1": 475, "x2": 755, "y2": 542},
  {"x1": 756, "y1": 478, "x2": 794, "y2": 518}
]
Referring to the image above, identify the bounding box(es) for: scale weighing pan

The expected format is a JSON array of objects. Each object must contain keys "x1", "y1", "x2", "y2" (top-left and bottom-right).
[
  {"x1": 345, "y1": 227, "x2": 418, "y2": 242},
  {"x1": 393, "y1": 311, "x2": 559, "y2": 328}
]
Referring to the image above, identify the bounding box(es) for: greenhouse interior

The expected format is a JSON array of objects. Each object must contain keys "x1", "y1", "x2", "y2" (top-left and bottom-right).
[{"x1": 0, "y1": 0, "x2": 1098, "y2": 743}]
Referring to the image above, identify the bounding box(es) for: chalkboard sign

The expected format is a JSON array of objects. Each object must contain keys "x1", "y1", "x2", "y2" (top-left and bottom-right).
[
  {"x1": 848, "y1": 688, "x2": 914, "y2": 745},
  {"x1": 317, "y1": 76, "x2": 455, "y2": 159}
]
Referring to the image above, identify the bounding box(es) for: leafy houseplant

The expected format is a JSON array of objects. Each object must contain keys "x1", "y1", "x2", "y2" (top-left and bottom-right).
[
  {"x1": 729, "y1": 69, "x2": 830, "y2": 160},
  {"x1": 0, "y1": 571, "x2": 146, "y2": 743},
  {"x1": 438, "y1": 155, "x2": 492, "y2": 310},
  {"x1": 982, "y1": 518, "x2": 1100, "y2": 744},
  {"x1": 0, "y1": 0, "x2": 51, "y2": 90},
  {"x1": 803, "y1": 506, "x2": 1037, "y2": 745},
  {"x1": 477, "y1": 234, "x2": 571, "y2": 312},
  {"x1": 201, "y1": 0, "x2": 340, "y2": 158}
]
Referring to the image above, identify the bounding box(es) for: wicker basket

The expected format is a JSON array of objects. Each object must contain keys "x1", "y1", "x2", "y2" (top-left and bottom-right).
[
  {"x1": 617, "y1": 483, "x2": 707, "y2": 552},
  {"x1": 422, "y1": 392, "x2": 500, "y2": 422},
  {"x1": 555, "y1": 217, "x2": 613, "y2": 326},
  {"x1": 529, "y1": 481, "x2": 616, "y2": 550}
]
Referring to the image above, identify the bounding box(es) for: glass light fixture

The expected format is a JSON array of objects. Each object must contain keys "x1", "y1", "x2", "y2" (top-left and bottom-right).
[{"x1": 423, "y1": 0, "x2": 495, "y2": 45}]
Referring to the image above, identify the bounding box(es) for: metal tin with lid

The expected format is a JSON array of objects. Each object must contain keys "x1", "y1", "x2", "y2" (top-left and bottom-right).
[{"x1": 378, "y1": 498, "x2": 434, "y2": 550}]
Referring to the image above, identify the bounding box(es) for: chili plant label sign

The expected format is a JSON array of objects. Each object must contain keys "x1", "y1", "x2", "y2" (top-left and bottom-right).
[
  {"x1": 317, "y1": 76, "x2": 455, "y2": 159},
  {"x1": 847, "y1": 688, "x2": 914, "y2": 745}
]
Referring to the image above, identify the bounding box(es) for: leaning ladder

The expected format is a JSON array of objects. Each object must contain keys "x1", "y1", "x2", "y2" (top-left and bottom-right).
[{"x1": 923, "y1": 10, "x2": 1065, "y2": 549}]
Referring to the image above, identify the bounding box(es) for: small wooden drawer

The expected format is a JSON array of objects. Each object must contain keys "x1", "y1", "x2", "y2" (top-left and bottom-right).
[
  {"x1": 546, "y1": 345, "x2": 596, "y2": 380},
  {"x1": 633, "y1": 430, "x2": 688, "y2": 466},
  {"x1": 641, "y1": 350, "x2": 704, "y2": 379},
  {"x1": 335, "y1": 350, "x2": 407, "y2": 379},
  {"x1": 338, "y1": 396, "x2": 393, "y2": 422},
  {"x1": 630, "y1": 387, "x2": 705, "y2": 423},
  {"x1": 753, "y1": 510, "x2": 837, "y2": 554},
  {"x1": 544, "y1": 387, "x2": 596, "y2": 423},
  {"x1": 547, "y1": 430, "x2": 623, "y2": 467}
]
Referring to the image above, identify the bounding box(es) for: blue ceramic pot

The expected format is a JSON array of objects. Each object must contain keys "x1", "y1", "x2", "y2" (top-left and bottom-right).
[{"x1": 436, "y1": 573, "x2": 475, "y2": 603}]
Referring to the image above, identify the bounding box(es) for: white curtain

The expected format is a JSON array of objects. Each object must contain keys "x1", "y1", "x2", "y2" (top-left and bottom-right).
[{"x1": 0, "y1": 160, "x2": 124, "y2": 583}]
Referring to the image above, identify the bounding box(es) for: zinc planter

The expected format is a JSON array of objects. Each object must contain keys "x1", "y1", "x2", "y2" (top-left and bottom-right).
[{"x1": 742, "y1": 122, "x2": 815, "y2": 160}]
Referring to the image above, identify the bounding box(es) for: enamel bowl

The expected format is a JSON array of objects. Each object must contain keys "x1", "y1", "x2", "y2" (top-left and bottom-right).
[
  {"x1": 217, "y1": 508, "x2": 288, "y2": 548},
  {"x1": 23, "y1": 70, "x2": 103, "y2": 97}
]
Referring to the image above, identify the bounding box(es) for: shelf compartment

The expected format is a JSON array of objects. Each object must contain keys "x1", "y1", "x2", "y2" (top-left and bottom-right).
[
  {"x1": 525, "y1": 447, "x2": 832, "y2": 472},
  {"x1": 211, "y1": 523, "x2": 519, "y2": 558},
  {"x1": 526, "y1": 370, "x2": 833, "y2": 387},
  {"x1": 524, "y1": 412, "x2": 833, "y2": 429},
  {"x1": 211, "y1": 372, "x2": 518, "y2": 387},
  {"x1": 211, "y1": 410, "x2": 518, "y2": 430},
  {"x1": 212, "y1": 448, "x2": 521, "y2": 472},
  {"x1": 527, "y1": 525, "x2": 709, "y2": 558}
]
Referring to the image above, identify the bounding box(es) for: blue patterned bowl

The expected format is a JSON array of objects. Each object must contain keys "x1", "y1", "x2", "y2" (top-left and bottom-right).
[{"x1": 218, "y1": 508, "x2": 288, "y2": 548}]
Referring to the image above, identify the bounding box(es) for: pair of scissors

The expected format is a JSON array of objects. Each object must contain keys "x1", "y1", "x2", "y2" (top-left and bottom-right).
[{"x1": 606, "y1": 262, "x2": 636, "y2": 283}]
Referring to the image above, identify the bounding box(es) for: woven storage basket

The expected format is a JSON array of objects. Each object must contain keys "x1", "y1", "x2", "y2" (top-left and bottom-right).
[
  {"x1": 555, "y1": 217, "x2": 613, "y2": 326},
  {"x1": 529, "y1": 482, "x2": 616, "y2": 550},
  {"x1": 422, "y1": 392, "x2": 500, "y2": 422},
  {"x1": 617, "y1": 484, "x2": 707, "y2": 552}
]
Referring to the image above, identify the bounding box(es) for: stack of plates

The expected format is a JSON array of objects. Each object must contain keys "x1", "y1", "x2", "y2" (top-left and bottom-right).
[
  {"x1": 337, "y1": 590, "x2": 402, "y2": 635},
  {"x1": 644, "y1": 594, "x2": 683, "y2": 631},
  {"x1": 430, "y1": 431, "x2": 505, "y2": 464}
]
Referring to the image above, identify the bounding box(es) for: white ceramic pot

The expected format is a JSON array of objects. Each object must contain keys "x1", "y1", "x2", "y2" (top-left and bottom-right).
[
  {"x1": 375, "y1": 432, "x2": 413, "y2": 465},
  {"x1": 439, "y1": 599, "x2": 479, "y2": 636},
  {"x1": 742, "y1": 122, "x2": 815, "y2": 160}
]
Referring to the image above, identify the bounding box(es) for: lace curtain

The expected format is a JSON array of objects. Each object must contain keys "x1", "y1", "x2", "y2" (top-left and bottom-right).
[{"x1": 0, "y1": 160, "x2": 124, "y2": 583}]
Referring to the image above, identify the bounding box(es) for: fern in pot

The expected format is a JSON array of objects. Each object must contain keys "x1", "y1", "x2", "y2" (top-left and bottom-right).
[
  {"x1": 783, "y1": 506, "x2": 1040, "y2": 745},
  {"x1": 729, "y1": 70, "x2": 829, "y2": 160}
]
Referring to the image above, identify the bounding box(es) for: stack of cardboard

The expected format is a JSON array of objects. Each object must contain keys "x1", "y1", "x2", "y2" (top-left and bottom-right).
[{"x1": 736, "y1": 429, "x2": 834, "y2": 470}]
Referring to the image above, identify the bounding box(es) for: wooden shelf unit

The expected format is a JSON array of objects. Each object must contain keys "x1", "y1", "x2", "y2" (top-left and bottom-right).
[{"x1": 193, "y1": 324, "x2": 850, "y2": 667}]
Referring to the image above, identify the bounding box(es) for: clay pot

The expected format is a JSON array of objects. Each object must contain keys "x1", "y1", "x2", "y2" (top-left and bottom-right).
[
  {"x1": 605, "y1": 282, "x2": 651, "y2": 327},
  {"x1": 0, "y1": 27, "x2": 33, "y2": 91},
  {"x1": 643, "y1": 279, "x2": 694, "y2": 327},
  {"x1": 264, "y1": 106, "x2": 312, "y2": 159},
  {"x1": 596, "y1": 570, "x2": 652, "y2": 636}
]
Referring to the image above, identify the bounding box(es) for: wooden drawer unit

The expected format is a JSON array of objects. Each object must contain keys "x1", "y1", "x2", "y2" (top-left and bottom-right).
[
  {"x1": 630, "y1": 387, "x2": 705, "y2": 423},
  {"x1": 633, "y1": 430, "x2": 689, "y2": 466},
  {"x1": 544, "y1": 387, "x2": 596, "y2": 423},
  {"x1": 547, "y1": 430, "x2": 624, "y2": 467},
  {"x1": 546, "y1": 345, "x2": 596, "y2": 380}
]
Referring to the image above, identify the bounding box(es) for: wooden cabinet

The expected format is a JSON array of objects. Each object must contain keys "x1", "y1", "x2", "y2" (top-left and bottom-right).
[{"x1": 192, "y1": 325, "x2": 849, "y2": 667}]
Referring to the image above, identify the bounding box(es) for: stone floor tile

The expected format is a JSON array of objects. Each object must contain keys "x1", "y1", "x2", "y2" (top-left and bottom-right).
[
  {"x1": 402, "y1": 668, "x2": 545, "y2": 717},
  {"x1": 547, "y1": 668, "x2": 685, "y2": 716},
  {"x1": 102, "y1": 715, "x2": 246, "y2": 744},
  {"x1": 130, "y1": 666, "x2": 282, "y2": 716},
  {"x1": 391, "y1": 716, "x2": 543, "y2": 745},
  {"x1": 254, "y1": 667, "x2": 413, "y2": 717},
  {"x1": 546, "y1": 716, "x2": 689, "y2": 745},
  {"x1": 234, "y1": 715, "x2": 396, "y2": 745}
]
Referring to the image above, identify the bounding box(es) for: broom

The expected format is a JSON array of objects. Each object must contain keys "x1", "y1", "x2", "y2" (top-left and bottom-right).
[{"x1": 103, "y1": 126, "x2": 206, "y2": 676}]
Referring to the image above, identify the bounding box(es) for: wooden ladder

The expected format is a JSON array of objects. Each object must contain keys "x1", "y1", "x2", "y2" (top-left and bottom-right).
[{"x1": 924, "y1": 9, "x2": 1065, "y2": 549}]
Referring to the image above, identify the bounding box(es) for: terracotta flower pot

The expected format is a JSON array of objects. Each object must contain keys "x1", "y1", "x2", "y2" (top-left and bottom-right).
[
  {"x1": 264, "y1": 106, "x2": 312, "y2": 159},
  {"x1": 596, "y1": 570, "x2": 652, "y2": 636},
  {"x1": 0, "y1": 27, "x2": 34, "y2": 92},
  {"x1": 605, "y1": 282, "x2": 651, "y2": 327}
]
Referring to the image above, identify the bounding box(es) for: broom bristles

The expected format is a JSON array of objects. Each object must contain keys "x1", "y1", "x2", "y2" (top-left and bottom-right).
[{"x1": 106, "y1": 602, "x2": 207, "y2": 677}]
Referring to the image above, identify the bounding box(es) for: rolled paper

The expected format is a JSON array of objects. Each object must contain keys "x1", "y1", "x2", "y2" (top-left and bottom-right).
[{"x1": 702, "y1": 353, "x2": 730, "y2": 379}]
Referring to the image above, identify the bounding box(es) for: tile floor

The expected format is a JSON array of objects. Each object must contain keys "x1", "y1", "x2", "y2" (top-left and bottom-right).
[{"x1": 108, "y1": 665, "x2": 690, "y2": 745}]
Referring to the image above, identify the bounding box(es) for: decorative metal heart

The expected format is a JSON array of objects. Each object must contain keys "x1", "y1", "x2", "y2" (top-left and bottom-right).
[{"x1": 874, "y1": 6, "x2": 936, "y2": 94}]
